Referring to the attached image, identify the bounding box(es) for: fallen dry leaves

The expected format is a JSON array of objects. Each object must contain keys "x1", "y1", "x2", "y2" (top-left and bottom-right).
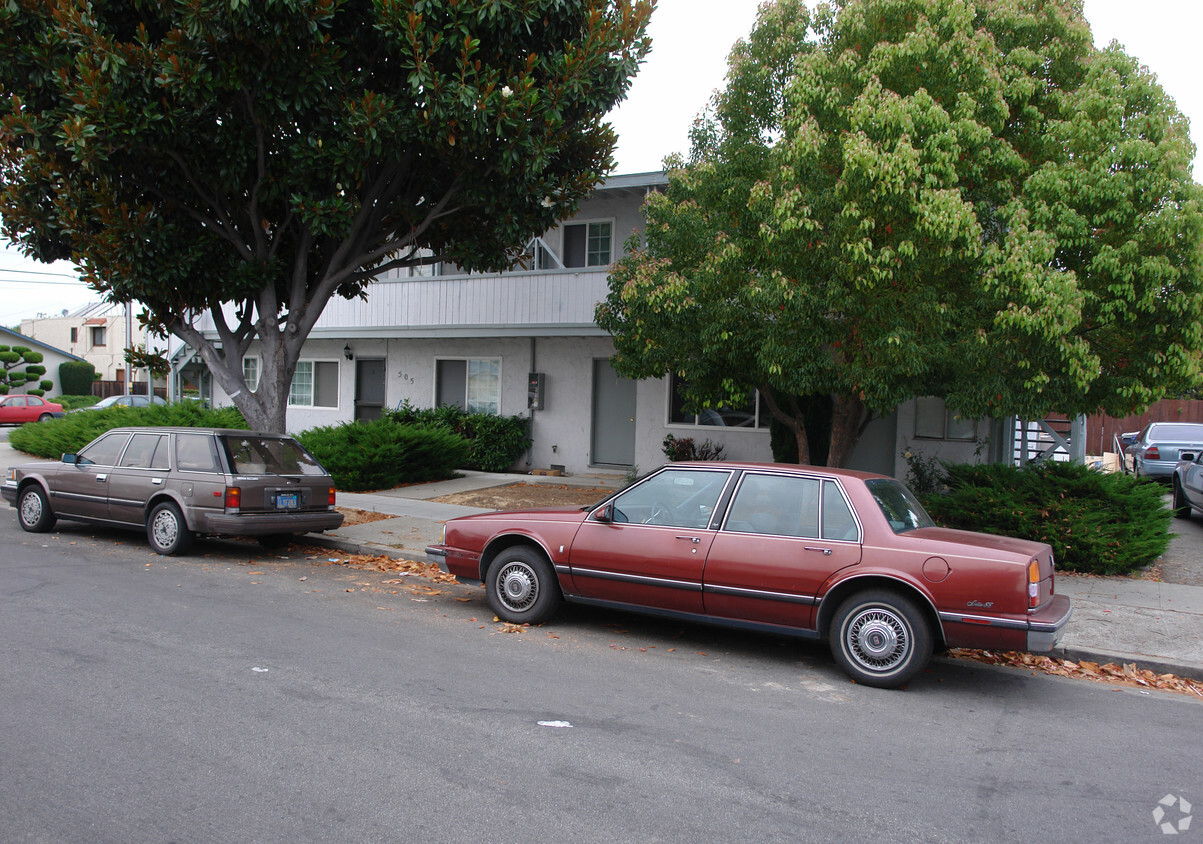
[{"x1": 949, "y1": 648, "x2": 1203, "y2": 697}]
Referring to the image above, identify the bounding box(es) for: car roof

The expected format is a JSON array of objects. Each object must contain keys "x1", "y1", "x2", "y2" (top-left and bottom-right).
[
  {"x1": 102, "y1": 426, "x2": 297, "y2": 438},
  {"x1": 668, "y1": 460, "x2": 891, "y2": 482}
]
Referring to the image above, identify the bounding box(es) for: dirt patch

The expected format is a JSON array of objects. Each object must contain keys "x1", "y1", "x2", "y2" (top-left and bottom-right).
[
  {"x1": 431, "y1": 482, "x2": 613, "y2": 511},
  {"x1": 336, "y1": 507, "x2": 396, "y2": 527}
]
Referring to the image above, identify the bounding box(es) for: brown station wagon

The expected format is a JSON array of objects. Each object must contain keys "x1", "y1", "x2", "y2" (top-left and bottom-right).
[
  {"x1": 3, "y1": 427, "x2": 343, "y2": 555},
  {"x1": 427, "y1": 462, "x2": 1072, "y2": 688}
]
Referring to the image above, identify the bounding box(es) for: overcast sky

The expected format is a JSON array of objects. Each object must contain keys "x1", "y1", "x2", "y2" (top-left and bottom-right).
[{"x1": 1, "y1": 0, "x2": 1199, "y2": 325}]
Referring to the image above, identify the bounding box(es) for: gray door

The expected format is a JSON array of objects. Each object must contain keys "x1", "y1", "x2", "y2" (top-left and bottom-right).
[
  {"x1": 354, "y1": 359, "x2": 386, "y2": 421},
  {"x1": 591, "y1": 358, "x2": 636, "y2": 467}
]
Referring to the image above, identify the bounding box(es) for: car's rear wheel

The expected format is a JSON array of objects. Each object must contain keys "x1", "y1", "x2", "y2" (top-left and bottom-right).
[
  {"x1": 1172, "y1": 478, "x2": 1192, "y2": 519},
  {"x1": 147, "y1": 501, "x2": 194, "y2": 556},
  {"x1": 17, "y1": 485, "x2": 55, "y2": 532},
  {"x1": 485, "y1": 546, "x2": 561, "y2": 625},
  {"x1": 830, "y1": 589, "x2": 932, "y2": 688},
  {"x1": 37, "y1": 413, "x2": 52, "y2": 422}
]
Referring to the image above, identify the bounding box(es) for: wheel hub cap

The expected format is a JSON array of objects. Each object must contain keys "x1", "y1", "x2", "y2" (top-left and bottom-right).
[
  {"x1": 847, "y1": 609, "x2": 908, "y2": 670},
  {"x1": 498, "y1": 563, "x2": 537, "y2": 611}
]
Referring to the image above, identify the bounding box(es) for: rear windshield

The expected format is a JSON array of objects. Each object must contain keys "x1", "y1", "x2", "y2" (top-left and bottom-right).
[
  {"x1": 220, "y1": 435, "x2": 326, "y2": 476},
  {"x1": 865, "y1": 478, "x2": 935, "y2": 534},
  {"x1": 1149, "y1": 424, "x2": 1203, "y2": 441}
]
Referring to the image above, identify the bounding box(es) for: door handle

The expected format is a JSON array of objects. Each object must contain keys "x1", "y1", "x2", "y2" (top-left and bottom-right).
[
  {"x1": 805, "y1": 546, "x2": 832, "y2": 556},
  {"x1": 95, "y1": 474, "x2": 108, "y2": 482},
  {"x1": 675, "y1": 536, "x2": 701, "y2": 543},
  {"x1": 152, "y1": 478, "x2": 164, "y2": 485}
]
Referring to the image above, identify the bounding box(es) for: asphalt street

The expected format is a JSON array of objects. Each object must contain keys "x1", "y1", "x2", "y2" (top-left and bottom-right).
[{"x1": 1, "y1": 512, "x2": 1200, "y2": 843}]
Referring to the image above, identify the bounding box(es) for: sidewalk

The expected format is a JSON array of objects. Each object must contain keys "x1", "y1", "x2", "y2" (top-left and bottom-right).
[{"x1": 315, "y1": 471, "x2": 1203, "y2": 682}]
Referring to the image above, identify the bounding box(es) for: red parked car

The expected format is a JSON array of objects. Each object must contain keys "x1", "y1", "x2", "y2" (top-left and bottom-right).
[
  {"x1": 427, "y1": 462, "x2": 1072, "y2": 688},
  {"x1": 0, "y1": 394, "x2": 64, "y2": 424}
]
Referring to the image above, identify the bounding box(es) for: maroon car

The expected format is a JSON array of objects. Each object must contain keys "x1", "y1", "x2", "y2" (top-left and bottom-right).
[{"x1": 427, "y1": 462, "x2": 1072, "y2": 688}]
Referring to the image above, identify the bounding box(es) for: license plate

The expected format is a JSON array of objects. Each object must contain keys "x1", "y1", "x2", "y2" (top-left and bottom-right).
[{"x1": 275, "y1": 493, "x2": 299, "y2": 510}]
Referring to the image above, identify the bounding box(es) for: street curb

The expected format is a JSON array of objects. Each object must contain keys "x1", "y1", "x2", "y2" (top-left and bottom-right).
[{"x1": 1053, "y1": 646, "x2": 1203, "y2": 684}]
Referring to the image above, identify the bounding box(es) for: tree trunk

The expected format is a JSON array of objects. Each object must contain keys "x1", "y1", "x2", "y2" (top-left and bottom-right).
[
  {"x1": 760, "y1": 385, "x2": 812, "y2": 464},
  {"x1": 827, "y1": 394, "x2": 870, "y2": 468}
]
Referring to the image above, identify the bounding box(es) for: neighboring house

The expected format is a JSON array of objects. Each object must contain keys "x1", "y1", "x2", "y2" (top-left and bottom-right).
[
  {"x1": 21, "y1": 302, "x2": 166, "y2": 391},
  {"x1": 0, "y1": 326, "x2": 87, "y2": 398},
  {"x1": 171, "y1": 171, "x2": 995, "y2": 478}
]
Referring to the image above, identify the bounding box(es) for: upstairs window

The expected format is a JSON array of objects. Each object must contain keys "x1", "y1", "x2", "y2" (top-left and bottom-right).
[
  {"x1": 562, "y1": 221, "x2": 613, "y2": 267},
  {"x1": 90, "y1": 325, "x2": 106, "y2": 347}
]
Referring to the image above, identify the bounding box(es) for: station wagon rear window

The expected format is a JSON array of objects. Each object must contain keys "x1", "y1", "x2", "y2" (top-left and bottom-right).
[{"x1": 221, "y1": 435, "x2": 326, "y2": 476}]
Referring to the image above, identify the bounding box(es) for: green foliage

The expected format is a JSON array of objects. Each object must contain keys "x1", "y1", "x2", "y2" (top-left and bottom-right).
[
  {"x1": 901, "y1": 448, "x2": 950, "y2": 497},
  {"x1": 295, "y1": 419, "x2": 471, "y2": 492},
  {"x1": 0, "y1": 343, "x2": 52, "y2": 396},
  {"x1": 8, "y1": 402, "x2": 245, "y2": 458},
  {"x1": 56, "y1": 394, "x2": 100, "y2": 411},
  {"x1": 58, "y1": 361, "x2": 98, "y2": 395},
  {"x1": 387, "y1": 401, "x2": 531, "y2": 473},
  {"x1": 662, "y1": 433, "x2": 726, "y2": 462},
  {"x1": 0, "y1": 0, "x2": 651, "y2": 433},
  {"x1": 597, "y1": 0, "x2": 1203, "y2": 466},
  {"x1": 920, "y1": 462, "x2": 1172, "y2": 576}
]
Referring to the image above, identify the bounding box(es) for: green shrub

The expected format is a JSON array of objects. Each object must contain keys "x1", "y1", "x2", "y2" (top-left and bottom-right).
[
  {"x1": 919, "y1": 461, "x2": 1171, "y2": 576},
  {"x1": 662, "y1": 433, "x2": 726, "y2": 462},
  {"x1": 59, "y1": 360, "x2": 97, "y2": 395},
  {"x1": 295, "y1": 418, "x2": 471, "y2": 491},
  {"x1": 56, "y1": 394, "x2": 100, "y2": 410},
  {"x1": 8, "y1": 401, "x2": 246, "y2": 458},
  {"x1": 386, "y1": 400, "x2": 531, "y2": 472}
]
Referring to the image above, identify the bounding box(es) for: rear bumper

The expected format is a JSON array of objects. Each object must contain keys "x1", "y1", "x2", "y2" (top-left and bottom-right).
[
  {"x1": 1026, "y1": 593, "x2": 1073, "y2": 652},
  {"x1": 196, "y1": 509, "x2": 344, "y2": 537}
]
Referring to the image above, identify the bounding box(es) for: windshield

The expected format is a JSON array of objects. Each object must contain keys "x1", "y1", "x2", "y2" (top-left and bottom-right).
[{"x1": 865, "y1": 478, "x2": 935, "y2": 533}]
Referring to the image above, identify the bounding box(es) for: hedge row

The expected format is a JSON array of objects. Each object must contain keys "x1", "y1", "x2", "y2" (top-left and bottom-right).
[
  {"x1": 386, "y1": 401, "x2": 530, "y2": 473},
  {"x1": 294, "y1": 418, "x2": 471, "y2": 491},
  {"x1": 8, "y1": 402, "x2": 246, "y2": 458},
  {"x1": 919, "y1": 461, "x2": 1171, "y2": 576}
]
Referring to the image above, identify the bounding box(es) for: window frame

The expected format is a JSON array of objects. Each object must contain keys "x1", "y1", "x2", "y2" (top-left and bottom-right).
[
  {"x1": 243, "y1": 356, "x2": 260, "y2": 392},
  {"x1": 287, "y1": 359, "x2": 340, "y2": 409},
  {"x1": 665, "y1": 373, "x2": 769, "y2": 430},
  {"x1": 561, "y1": 219, "x2": 614, "y2": 268},
  {"x1": 433, "y1": 356, "x2": 502, "y2": 415},
  {"x1": 90, "y1": 325, "x2": 106, "y2": 347},
  {"x1": 913, "y1": 396, "x2": 977, "y2": 441}
]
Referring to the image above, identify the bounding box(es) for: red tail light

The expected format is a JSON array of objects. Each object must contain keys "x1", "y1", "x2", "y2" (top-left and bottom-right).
[
  {"x1": 224, "y1": 487, "x2": 241, "y2": 509},
  {"x1": 1146, "y1": 446, "x2": 1160, "y2": 460},
  {"x1": 1028, "y1": 559, "x2": 1041, "y2": 608},
  {"x1": 328, "y1": 486, "x2": 336, "y2": 507}
]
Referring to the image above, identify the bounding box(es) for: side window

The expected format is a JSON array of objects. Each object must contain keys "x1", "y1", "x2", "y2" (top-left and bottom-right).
[
  {"x1": 609, "y1": 468, "x2": 731, "y2": 528},
  {"x1": 821, "y1": 480, "x2": 859, "y2": 541},
  {"x1": 175, "y1": 434, "x2": 222, "y2": 472},
  {"x1": 725, "y1": 473, "x2": 819, "y2": 538},
  {"x1": 78, "y1": 433, "x2": 130, "y2": 467},
  {"x1": 119, "y1": 433, "x2": 166, "y2": 469}
]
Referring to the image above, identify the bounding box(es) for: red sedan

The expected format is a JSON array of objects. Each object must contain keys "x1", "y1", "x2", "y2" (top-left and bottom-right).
[
  {"x1": 427, "y1": 462, "x2": 1072, "y2": 688},
  {"x1": 0, "y1": 394, "x2": 64, "y2": 424}
]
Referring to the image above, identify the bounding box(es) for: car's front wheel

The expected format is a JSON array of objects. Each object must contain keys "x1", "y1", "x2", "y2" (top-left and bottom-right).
[
  {"x1": 830, "y1": 590, "x2": 932, "y2": 688},
  {"x1": 37, "y1": 413, "x2": 52, "y2": 422},
  {"x1": 485, "y1": 546, "x2": 561, "y2": 625},
  {"x1": 1172, "y1": 478, "x2": 1192, "y2": 519},
  {"x1": 17, "y1": 485, "x2": 55, "y2": 532},
  {"x1": 147, "y1": 501, "x2": 194, "y2": 555}
]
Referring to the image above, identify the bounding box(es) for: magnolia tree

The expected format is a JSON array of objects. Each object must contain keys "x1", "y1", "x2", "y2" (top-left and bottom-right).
[
  {"x1": 0, "y1": 0, "x2": 652, "y2": 431},
  {"x1": 597, "y1": 0, "x2": 1203, "y2": 466}
]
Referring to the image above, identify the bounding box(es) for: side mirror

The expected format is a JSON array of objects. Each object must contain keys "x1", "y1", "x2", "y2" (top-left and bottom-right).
[
  {"x1": 61, "y1": 453, "x2": 78, "y2": 465},
  {"x1": 593, "y1": 503, "x2": 613, "y2": 523}
]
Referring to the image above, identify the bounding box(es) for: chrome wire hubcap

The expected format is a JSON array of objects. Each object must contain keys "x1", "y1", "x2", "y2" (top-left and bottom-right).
[
  {"x1": 152, "y1": 511, "x2": 178, "y2": 548},
  {"x1": 498, "y1": 562, "x2": 538, "y2": 612},
  {"x1": 847, "y1": 608, "x2": 909, "y2": 671}
]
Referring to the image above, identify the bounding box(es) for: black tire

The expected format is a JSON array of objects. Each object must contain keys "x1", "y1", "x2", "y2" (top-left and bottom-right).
[
  {"x1": 146, "y1": 501, "x2": 194, "y2": 556},
  {"x1": 1172, "y1": 478, "x2": 1192, "y2": 519},
  {"x1": 830, "y1": 589, "x2": 932, "y2": 688},
  {"x1": 485, "y1": 546, "x2": 561, "y2": 624},
  {"x1": 37, "y1": 413, "x2": 52, "y2": 422},
  {"x1": 16, "y1": 485, "x2": 55, "y2": 532}
]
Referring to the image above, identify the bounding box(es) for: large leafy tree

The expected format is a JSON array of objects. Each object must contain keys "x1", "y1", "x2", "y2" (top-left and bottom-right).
[
  {"x1": 597, "y1": 0, "x2": 1203, "y2": 466},
  {"x1": 0, "y1": 0, "x2": 652, "y2": 431}
]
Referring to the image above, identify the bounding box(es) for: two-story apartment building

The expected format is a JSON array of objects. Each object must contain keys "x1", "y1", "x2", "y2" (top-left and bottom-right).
[
  {"x1": 21, "y1": 302, "x2": 167, "y2": 390},
  {"x1": 172, "y1": 171, "x2": 992, "y2": 477}
]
